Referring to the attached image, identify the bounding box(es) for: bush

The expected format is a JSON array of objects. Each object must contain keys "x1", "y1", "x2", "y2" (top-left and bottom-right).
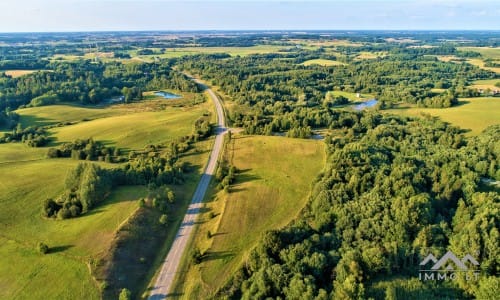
[
  {"x1": 119, "y1": 288, "x2": 131, "y2": 300},
  {"x1": 159, "y1": 214, "x2": 168, "y2": 225},
  {"x1": 38, "y1": 242, "x2": 49, "y2": 254}
]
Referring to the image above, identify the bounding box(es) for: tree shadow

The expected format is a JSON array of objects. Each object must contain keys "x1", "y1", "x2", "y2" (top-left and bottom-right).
[
  {"x1": 211, "y1": 232, "x2": 227, "y2": 237},
  {"x1": 202, "y1": 250, "x2": 234, "y2": 262},
  {"x1": 235, "y1": 172, "x2": 261, "y2": 185},
  {"x1": 185, "y1": 206, "x2": 211, "y2": 215},
  {"x1": 453, "y1": 100, "x2": 471, "y2": 107},
  {"x1": 48, "y1": 244, "x2": 74, "y2": 254}
]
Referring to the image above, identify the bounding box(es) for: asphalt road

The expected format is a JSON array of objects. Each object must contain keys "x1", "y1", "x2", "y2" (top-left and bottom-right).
[{"x1": 148, "y1": 81, "x2": 226, "y2": 300}]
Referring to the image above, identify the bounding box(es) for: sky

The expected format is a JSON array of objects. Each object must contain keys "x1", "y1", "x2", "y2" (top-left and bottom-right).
[{"x1": 0, "y1": 0, "x2": 499, "y2": 32}]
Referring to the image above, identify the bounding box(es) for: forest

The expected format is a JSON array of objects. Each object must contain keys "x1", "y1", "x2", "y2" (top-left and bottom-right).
[
  {"x1": 218, "y1": 114, "x2": 499, "y2": 299},
  {"x1": 177, "y1": 45, "x2": 495, "y2": 135}
]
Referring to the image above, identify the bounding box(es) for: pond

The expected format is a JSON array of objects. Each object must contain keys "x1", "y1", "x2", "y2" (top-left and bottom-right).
[
  {"x1": 353, "y1": 99, "x2": 378, "y2": 110},
  {"x1": 155, "y1": 91, "x2": 182, "y2": 99}
]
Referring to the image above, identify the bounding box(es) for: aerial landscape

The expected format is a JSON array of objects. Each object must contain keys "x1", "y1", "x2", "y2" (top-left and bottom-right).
[{"x1": 0, "y1": 1, "x2": 498, "y2": 300}]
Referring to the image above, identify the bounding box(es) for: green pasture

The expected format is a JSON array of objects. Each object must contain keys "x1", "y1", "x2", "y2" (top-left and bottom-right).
[{"x1": 172, "y1": 135, "x2": 325, "y2": 299}]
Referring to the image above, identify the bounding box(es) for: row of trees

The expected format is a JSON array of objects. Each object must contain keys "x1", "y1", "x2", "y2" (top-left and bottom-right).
[{"x1": 47, "y1": 138, "x2": 122, "y2": 163}]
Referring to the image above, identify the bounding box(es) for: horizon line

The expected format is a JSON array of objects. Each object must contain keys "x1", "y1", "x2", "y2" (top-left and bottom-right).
[{"x1": 1, "y1": 29, "x2": 500, "y2": 34}]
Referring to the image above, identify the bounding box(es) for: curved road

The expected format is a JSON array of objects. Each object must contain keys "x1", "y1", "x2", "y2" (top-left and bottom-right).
[{"x1": 148, "y1": 80, "x2": 226, "y2": 300}]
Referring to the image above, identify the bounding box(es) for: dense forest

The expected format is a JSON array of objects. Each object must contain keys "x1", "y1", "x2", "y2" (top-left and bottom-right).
[{"x1": 218, "y1": 114, "x2": 499, "y2": 299}]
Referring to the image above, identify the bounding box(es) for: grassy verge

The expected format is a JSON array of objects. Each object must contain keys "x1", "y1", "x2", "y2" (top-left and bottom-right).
[{"x1": 171, "y1": 135, "x2": 325, "y2": 299}]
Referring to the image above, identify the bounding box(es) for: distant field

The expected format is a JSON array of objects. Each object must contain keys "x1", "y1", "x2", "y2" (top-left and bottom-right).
[
  {"x1": 471, "y1": 79, "x2": 500, "y2": 91},
  {"x1": 302, "y1": 59, "x2": 346, "y2": 66},
  {"x1": 172, "y1": 135, "x2": 325, "y2": 299},
  {"x1": 386, "y1": 97, "x2": 500, "y2": 135},
  {"x1": 355, "y1": 51, "x2": 388, "y2": 60},
  {"x1": 17, "y1": 104, "x2": 123, "y2": 127},
  {"x1": 133, "y1": 45, "x2": 286, "y2": 60},
  {"x1": 466, "y1": 58, "x2": 500, "y2": 73},
  {"x1": 459, "y1": 47, "x2": 500, "y2": 60},
  {"x1": 328, "y1": 90, "x2": 375, "y2": 101},
  {"x1": 3, "y1": 70, "x2": 40, "y2": 77}
]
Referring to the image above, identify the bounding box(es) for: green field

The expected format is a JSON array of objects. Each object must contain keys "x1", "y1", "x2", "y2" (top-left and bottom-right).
[
  {"x1": 172, "y1": 135, "x2": 325, "y2": 299},
  {"x1": 459, "y1": 47, "x2": 500, "y2": 60},
  {"x1": 302, "y1": 59, "x2": 346, "y2": 67},
  {"x1": 0, "y1": 99, "x2": 214, "y2": 299},
  {"x1": 17, "y1": 105, "x2": 122, "y2": 127},
  {"x1": 470, "y1": 79, "x2": 500, "y2": 91},
  {"x1": 387, "y1": 97, "x2": 500, "y2": 135},
  {"x1": 328, "y1": 90, "x2": 375, "y2": 101}
]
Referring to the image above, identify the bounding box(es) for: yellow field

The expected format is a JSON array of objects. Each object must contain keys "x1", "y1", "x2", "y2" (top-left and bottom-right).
[
  {"x1": 172, "y1": 135, "x2": 325, "y2": 298},
  {"x1": 386, "y1": 97, "x2": 500, "y2": 135},
  {"x1": 466, "y1": 58, "x2": 500, "y2": 73},
  {"x1": 302, "y1": 59, "x2": 346, "y2": 67},
  {"x1": 355, "y1": 51, "x2": 388, "y2": 60},
  {"x1": 3, "y1": 70, "x2": 39, "y2": 77}
]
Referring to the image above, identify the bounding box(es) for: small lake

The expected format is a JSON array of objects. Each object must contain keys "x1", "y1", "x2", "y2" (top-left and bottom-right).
[
  {"x1": 155, "y1": 91, "x2": 182, "y2": 99},
  {"x1": 353, "y1": 99, "x2": 378, "y2": 111}
]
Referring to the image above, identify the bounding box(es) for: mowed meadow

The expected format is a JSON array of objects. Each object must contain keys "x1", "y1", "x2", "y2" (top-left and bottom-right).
[
  {"x1": 0, "y1": 98, "x2": 212, "y2": 299},
  {"x1": 171, "y1": 135, "x2": 325, "y2": 299},
  {"x1": 387, "y1": 97, "x2": 500, "y2": 135}
]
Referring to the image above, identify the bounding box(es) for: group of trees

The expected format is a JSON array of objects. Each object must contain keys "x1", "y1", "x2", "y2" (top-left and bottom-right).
[
  {"x1": 43, "y1": 163, "x2": 111, "y2": 219},
  {"x1": 0, "y1": 109, "x2": 18, "y2": 129},
  {"x1": 218, "y1": 114, "x2": 499, "y2": 299},
  {"x1": 47, "y1": 138, "x2": 122, "y2": 162},
  {"x1": 0, "y1": 123, "x2": 48, "y2": 147}
]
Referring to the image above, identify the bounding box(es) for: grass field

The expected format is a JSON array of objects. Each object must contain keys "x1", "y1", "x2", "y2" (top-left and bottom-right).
[
  {"x1": 355, "y1": 51, "x2": 388, "y2": 60},
  {"x1": 386, "y1": 97, "x2": 500, "y2": 135},
  {"x1": 466, "y1": 58, "x2": 500, "y2": 73},
  {"x1": 0, "y1": 156, "x2": 144, "y2": 299},
  {"x1": 459, "y1": 47, "x2": 500, "y2": 60},
  {"x1": 328, "y1": 90, "x2": 375, "y2": 101},
  {"x1": 171, "y1": 135, "x2": 325, "y2": 299},
  {"x1": 17, "y1": 105, "x2": 123, "y2": 127},
  {"x1": 15, "y1": 100, "x2": 212, "y2": 152},
  {"x1": 0, "y1": 97, "x2": 214, "y2": 299},
  {"x1": 130, "y1": 45, "x2": 286, "y2": 61},
  {"x1": 3, "y1": 70, "x2": 40, "y2": 78},
  {"x1": 302, "y1": 59, "x2": 346, "y2": 67},
  {"x1": 470, "y1": 79, "x2": 500, "y2": 91}
]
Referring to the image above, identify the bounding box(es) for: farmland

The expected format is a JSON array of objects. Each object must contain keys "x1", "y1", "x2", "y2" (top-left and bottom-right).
[{"x1": 386, "y1": 97, "x2": 500, "y2": 135}]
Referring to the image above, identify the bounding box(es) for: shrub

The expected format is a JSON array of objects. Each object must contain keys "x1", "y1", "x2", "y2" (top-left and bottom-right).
[{"x1": 38, "y1": 242, "x2": 49, "y2": 254}]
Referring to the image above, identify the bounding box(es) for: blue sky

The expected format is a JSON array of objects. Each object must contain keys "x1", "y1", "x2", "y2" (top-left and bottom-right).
[{"x1": 0, "y1": 0, "x2": 499, "y2": 32}]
